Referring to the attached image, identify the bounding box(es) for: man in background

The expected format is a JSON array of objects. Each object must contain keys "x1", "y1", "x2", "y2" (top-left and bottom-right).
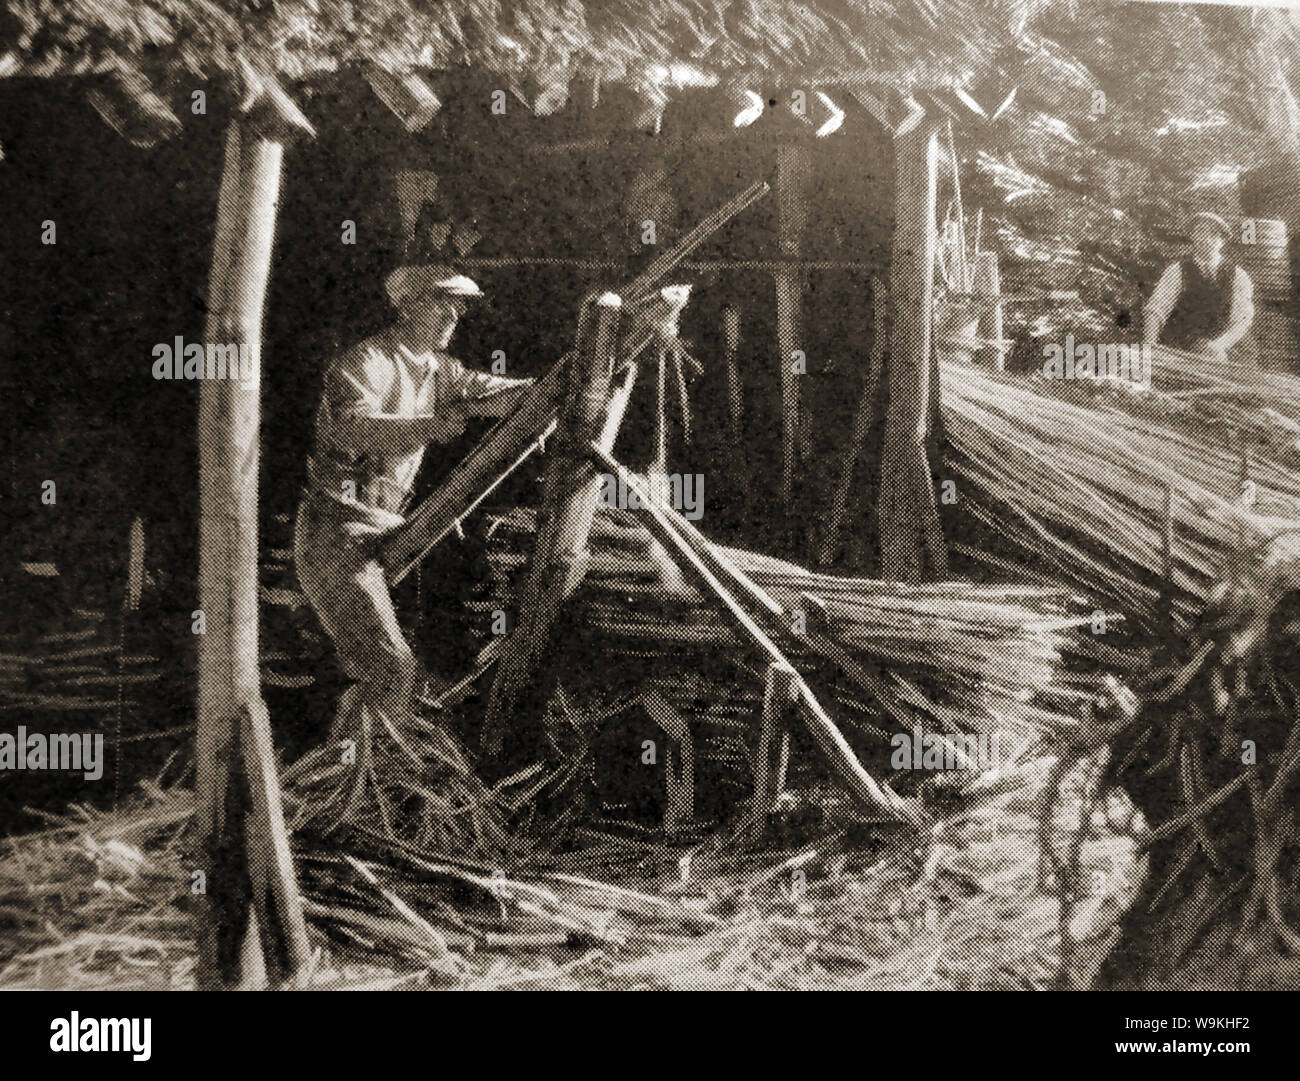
[
  {"x1": 1143, "y1": 210, "x2": 1254, "y2": 363},
  {"x1": 294, "y1": 265, "x2": 533, "y2": 745}
]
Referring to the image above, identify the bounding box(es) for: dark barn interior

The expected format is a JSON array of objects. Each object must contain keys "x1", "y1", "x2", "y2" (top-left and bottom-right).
[{"x1": 8, "y1": 1, "x2": 1300, "y2": 997}]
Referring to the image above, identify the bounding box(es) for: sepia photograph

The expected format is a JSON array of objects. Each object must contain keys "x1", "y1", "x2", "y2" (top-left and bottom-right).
[{"x1": 0, "y1": 0, "x2": 1297, "y2": 1041}]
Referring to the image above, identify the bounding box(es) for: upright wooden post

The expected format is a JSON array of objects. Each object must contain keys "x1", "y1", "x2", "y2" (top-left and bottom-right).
[
  {"x1": 972, "y1": 250, "x2": 1004, "y2": 370},
  {"x1": 723, "y1": 305, "x2": 744, "y2": 451},
  {"x1": 196, "y1": 90, "x2": 313, "y2": 989},
  {"x1": 749, "y1": 662, "x2": 797, "y2": 845},
  {"x1": 775, "y1": 144, "x2": 811, "y2": 514},
  {"x1": 878, "y1": 119, "x2": 948, "y2": 581},
  {"x1": 719, "y1": 304, "x2": 750, "y2": 513},
  {"x1": 482, "y1": 293, "x2": 623, "y2": 753},
  {"x1": 819, "y1": 275, "x2": 887, "y2": 567}
]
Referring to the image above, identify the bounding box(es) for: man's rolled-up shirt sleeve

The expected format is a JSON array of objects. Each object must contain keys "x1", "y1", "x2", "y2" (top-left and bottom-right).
[
  {"x1": 1220, "y1": 266, "x2": 1254, "y2": 349},
  {"x1": 1143, "y1": 262, "x2": 1182, "y2": 345}
]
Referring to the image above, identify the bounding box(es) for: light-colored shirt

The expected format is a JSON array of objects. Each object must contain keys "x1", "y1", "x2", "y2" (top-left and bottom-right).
[
  {"x1": 306, "y1": 328, "x2": 521, "y2": 532},
  {"x1": 1143, "y1": 260, "x2": 1254, "y2": 350}
]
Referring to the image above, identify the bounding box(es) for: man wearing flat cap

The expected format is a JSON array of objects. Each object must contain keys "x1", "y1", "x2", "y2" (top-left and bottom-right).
[
  {"x1": 295, "y1": 265, "x2": 533, "y2": 744},
  {"x1": 1143, "y1": 211, "x2": 1255, "y2": 362}
]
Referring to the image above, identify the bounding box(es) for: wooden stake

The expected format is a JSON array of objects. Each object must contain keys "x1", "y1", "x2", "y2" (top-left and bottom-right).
[
  {"x1": 482, "y1": 294, "x2": 624, "y2": 753},
  {"x1": 878, "y1": 119, "x2": 948, "y2": 581},
  {"x1": 945, "y1": 121, "x2": 968, "y2": 291},
  {"x1": 750, "y1": 662, "x2": 797, "y2": 845},
  {"x1": 124, "y1": 516, "x2": 144, "y2": 612},
  {"x1": 643, "y1": 690, "x2": 695, "y2": 835},
  {"x1": 196, "y1": 109, "x2": 311, "y2": 989},
  {"x1": 819, "y1": 275, "x2": 887, "y2": 567},
  {"x1": 723, "y1": 305, "x2": 744, "y2": 449},
  {"x1": 972, "y1": 250, "x2": 1004, "y2": 370},
  {"x1": 720, "y1": 304, "x2": 749, "y2": 507}
]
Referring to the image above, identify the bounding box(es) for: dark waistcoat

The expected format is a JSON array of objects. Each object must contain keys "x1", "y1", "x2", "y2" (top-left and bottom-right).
[{"x1": 1160, "y1": 259, "x2": 1236, "y2": 348}]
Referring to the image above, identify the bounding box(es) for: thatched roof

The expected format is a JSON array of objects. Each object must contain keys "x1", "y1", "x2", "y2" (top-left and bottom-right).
[{"x1": 0, "y1": 0, "x2": 1036, "y2": 91}]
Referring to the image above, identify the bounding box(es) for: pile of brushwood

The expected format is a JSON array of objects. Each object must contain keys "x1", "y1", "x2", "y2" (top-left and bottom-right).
[{"x1": 941, "y1": 348, "x2": 1300, "y2": 986}]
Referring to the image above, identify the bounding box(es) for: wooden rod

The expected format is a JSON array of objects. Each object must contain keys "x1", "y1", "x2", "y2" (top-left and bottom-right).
[
  {"x1": 819, "y1": 274, "x2": 887, "y2": 566},
  {"x1": 972, "y1": 250, "x2": 1004, "y2": 370},
  {"x1": 643, "y1": 690, "x2": 695, "y2": 835},
  {"x1": 776, "y1": 145, "x2": 811, "y2": 511},
  {"x1": 622, "y1": 179, "x2": 770, "y2": 302},
  {"x1": 750, "y1": 662, "x2": 797, "y2": 845},
  {"x1": 720, "y1": 304, "x2": 749, "y2": 510},
  {"x1": 723, "y1": 305, "x2": 744, "y2": 446}
]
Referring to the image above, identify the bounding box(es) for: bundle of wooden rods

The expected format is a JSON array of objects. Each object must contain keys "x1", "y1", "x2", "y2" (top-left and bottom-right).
[
  {"x1": 941, "y1": 353, "x2": 1300, "y2": 980},
  {"x1": 939, "y1": 357, "x2": 1300, "y2": 633},
  {"x1": 474, "y1": 503, "x2": 1096, "y2": 783}
]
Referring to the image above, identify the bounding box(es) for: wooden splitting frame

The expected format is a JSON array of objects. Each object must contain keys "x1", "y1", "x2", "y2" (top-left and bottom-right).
[
  {"x1": 585, "y1": 442, "x2": 921, "y2": 826},
  {"x1": 480, "y1": 293, "x2": 625, "y2": 753},
  {"x1": 381, "y1": 179, "x2": 770, "y2": 585}
]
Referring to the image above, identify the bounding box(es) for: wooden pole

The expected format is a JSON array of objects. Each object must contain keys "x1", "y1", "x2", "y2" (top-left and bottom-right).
[
  {"x1": 775, "y1": 145, "x2": 811, "y2": 513},
  {"x1": 622, "y1": 180, "x2": 769, "y2": 302},
  {"x1": 482, "y1": 294, "x2": 624, "y2": 753},
  {"x1": 945, "y1": 122, "x2": 968, "y2": 292},
  {"x1": 643, "y1": 690, "x2": 695, "y2": 835},
  {"x1": 723, "y1": 305, "x2": 744, "y2": 448},
  {"x1": 972, "y1": 250, "x2": 1004, "y2": 370},
  {"x1": 878, "y1": 119, "x2": 948, "y2": 582},
  {"x1": 749, "y1": 662, "x2": 797, "y2": 845},
  {"x1": 196, "y1": 102, "x2": 312, "y2": 989},
  {"x1": 720, "y1": 304, "x2": 749, "y2": 506},
  {"x1": 819, "y1": 275, "x2": 887, "y2": 567}
]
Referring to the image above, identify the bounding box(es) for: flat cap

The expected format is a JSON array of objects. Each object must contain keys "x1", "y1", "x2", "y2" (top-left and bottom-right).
[
  {"x1": 1188, "y1": 211, "x2": 1232, "y2": 238},
  {"x1": 385, "y1": 264, "x2": 484, "y2": 306}
]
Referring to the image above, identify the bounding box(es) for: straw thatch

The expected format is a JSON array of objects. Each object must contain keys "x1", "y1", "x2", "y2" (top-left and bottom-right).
[{"x1": 0, "y1": 0, "x2": 1036, "y2": 87}]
